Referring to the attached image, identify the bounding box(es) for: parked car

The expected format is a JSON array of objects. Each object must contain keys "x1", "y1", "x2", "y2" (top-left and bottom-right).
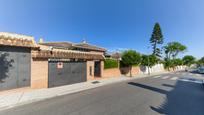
[
  {"x1": 198, "y1": 67, "x2": 204, "y2": 74},
  {"x1": 187, "y1": 67, "x2": 199, "y2": 73}
]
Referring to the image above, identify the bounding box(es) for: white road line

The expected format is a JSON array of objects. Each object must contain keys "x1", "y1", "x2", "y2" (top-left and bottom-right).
[
  {"x1": 170, "y1": 77, "x2": 178, "y2": 80},
  {"x1": 178, "y1": 79, "x2": 203, "y2": 84},
  {"x1": 179, "y1": 79, "x2": 189, "y2": 82},
  {"x1": 194, "y1": 80, "x2": 203, "y2": 84},
  {"x1": 189, "y1": 73, "x2": 193, "y2": 76},
  {"x1": 195, "y1": 74, "x2": 202, "y2": 77},
  {"x1": 161, "y1": 76, "x2": 170, "y2": 79},
  {"x1": 153, "y1": 76, "x2": 161, "y2": 78}
]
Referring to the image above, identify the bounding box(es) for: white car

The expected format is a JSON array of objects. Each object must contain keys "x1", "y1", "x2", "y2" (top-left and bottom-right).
[{"x1": 198, "y1": 67, "x2": 204, "y2": 74}]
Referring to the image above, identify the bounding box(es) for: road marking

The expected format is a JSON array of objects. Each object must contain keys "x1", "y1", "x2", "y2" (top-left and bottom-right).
[
  {"x1": 195, "y1": 74, "x2": 202, "y2": 77},
  {"x1": 178, "y1": 78, "x2": 203, "y2": 84},
  {"x1": 161, "y1": 76, "x2": 170, "y2": 79},
  {"x1": 170, "y1": 77, "x2": 178, "y2": 80},
  {"x1": 194, "y1": 80, "x2": 203, "y2": 84},
  {"x1": 179, "y1": 78, "x2": 189, "y2": 82},
  {"x1": 189, "y1": 73, "x2": 193, "y2": 76},
  {"x1": 153, "y1": 76, "x2": 161, "y2": 78}
]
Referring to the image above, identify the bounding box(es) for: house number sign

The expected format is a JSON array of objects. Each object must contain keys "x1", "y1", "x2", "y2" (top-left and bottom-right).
[{"x1": 57, "y1": 62, "x2": 63, "y2": 69}]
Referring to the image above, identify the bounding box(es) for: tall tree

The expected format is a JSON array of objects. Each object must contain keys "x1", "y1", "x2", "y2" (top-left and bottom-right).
[
  {"x1": 121, "y1": 50, "x2": 141, "y2": 77},
  {"x1": 150, "y1": 23, "x2": 164, "y2": 57},
  {"x1": 164, "y1": 42, "x2": 187, "y2": 60}
]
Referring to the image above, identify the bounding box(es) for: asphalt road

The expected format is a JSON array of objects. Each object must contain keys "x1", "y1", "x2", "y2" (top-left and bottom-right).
[{"x1": 0, "y1": 72, "x2": 204, "y2": 115}]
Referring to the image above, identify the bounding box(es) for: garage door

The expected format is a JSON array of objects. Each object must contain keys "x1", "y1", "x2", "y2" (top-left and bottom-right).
[
  {"x1": 48, "y1": 61, "x2": 87, "y2": 88},
  {"x1": 0, "y1": 46, "x2": 31, "y2": 91}
]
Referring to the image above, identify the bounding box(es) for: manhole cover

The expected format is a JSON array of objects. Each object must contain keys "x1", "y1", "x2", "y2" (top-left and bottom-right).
[{"x1": 92, "y1": 81, "x2": 100, "y2": 84}]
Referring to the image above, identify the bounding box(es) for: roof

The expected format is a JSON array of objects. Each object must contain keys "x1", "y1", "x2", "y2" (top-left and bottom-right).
[
  {"x1": 0, "y1": 32, "x2": 37, "y2": 48},
  {"x1": 40, "y1": 42, "x2": 106, "y2": 52},
  {"x1": 32, "y1": 50, "x2": 104, "y2": 60},
  {"x1": 74, "y1": 43, "x2": 106, "y2": 52},
  {"x1": 39, "y1": 42, "x2": 73, "y2": 49},
  {"x1": 111, "y1": 52, "x2": 121, "y2": 59}
]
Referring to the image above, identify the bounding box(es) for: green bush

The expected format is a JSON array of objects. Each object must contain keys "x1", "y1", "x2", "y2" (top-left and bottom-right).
[{"x1": 104, "y1": 59, "x2": 119, "y2": 69}]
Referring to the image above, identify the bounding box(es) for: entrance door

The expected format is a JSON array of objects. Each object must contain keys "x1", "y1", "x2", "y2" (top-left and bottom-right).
[
  {"x1": 48, "y1": 61, "x2": 87, "y2": 88},
  {"x1": 94, "y1": 61, "x2": 101, "y2": 77}
]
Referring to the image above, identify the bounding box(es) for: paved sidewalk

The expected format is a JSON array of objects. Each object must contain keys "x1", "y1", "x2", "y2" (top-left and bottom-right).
[{"x1": 0, "y1": 72, "x2": 168, "y2": 111}]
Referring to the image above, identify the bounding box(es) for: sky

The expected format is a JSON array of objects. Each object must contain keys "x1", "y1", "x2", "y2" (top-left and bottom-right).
[{"x1": 0, "y1": 0, "x2": 204, "y2": 59}]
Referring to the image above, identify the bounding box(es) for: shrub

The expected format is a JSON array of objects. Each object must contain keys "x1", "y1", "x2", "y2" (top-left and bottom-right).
[
  {"x1": 104, "y1": 59, "x2": 119, "y2": 69},
  {"x1": 182, "y1": 55, "x2": 196, "y2": 67},
  {"x1": 141, "y1": 54, "x2": 158, "y2": 67},
  {"x1": 121, "y1": 50, "x2": 141, "y2": 77}
]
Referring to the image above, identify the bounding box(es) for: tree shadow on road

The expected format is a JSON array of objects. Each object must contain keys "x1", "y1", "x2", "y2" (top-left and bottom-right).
[{"x1": 128, "y1": 81, "x2": 204, "y2": 115}]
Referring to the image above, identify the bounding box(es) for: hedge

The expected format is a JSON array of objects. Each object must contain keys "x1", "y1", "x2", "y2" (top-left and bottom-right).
[{"x1": 104, "y1": 59, "x2": 119, "y2": 69}]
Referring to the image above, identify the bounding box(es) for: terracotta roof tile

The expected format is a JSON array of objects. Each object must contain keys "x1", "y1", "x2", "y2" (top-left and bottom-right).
[
  {"x1": 0, "y1": 32, "x2": 37, "y2": 48},
  {"x1": 40, "y1": 42, "x2": 106, "y2": 52},
  {"x1": 74, "y1": 43, "x2": 106, "y2": 52},
  {"x1": 39, "y1": 42, "x2": 73, "y2": 49},
  {"x1": 32, "y1": 50, "x2": 104, "y2": 60}
]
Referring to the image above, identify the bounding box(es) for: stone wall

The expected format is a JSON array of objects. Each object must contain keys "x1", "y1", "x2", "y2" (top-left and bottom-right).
[{"x1": 86, "y1": 61, "x2": 95, "y2": 80}]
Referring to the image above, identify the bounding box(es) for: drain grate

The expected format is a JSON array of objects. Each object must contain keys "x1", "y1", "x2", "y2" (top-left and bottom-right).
[{"x1": 92, "y1": 81, "x2": 100, "y2": 84}]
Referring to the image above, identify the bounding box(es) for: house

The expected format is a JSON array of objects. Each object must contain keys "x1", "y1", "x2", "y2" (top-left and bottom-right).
[
  {"x1": 0, "y1": 32, "x2": 106, "y2": 91},
  {"x1": 35, "y1": 41, "x2": 106, "y2": 88}
]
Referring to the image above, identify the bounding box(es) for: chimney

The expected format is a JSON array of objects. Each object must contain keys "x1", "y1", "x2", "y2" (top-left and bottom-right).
[
  {"x1": 82, "y1": 38, "x2": 87, "y2": 44},
  {"x1": 39, "y1": 38, "x2": 44, "y2": 43}
]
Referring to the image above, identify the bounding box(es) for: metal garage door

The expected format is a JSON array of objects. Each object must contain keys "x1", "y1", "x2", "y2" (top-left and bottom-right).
[
  {"x1": 0, "y1": 46, "x2": 31, "y2": 91},
  {"x1": 48, "y1": 60, "x2": 87, "y2": 88}
]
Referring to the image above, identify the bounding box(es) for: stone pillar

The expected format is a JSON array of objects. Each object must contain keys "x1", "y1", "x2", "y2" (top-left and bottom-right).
[
  {"x1": 86, "y1": 61, "x2": 95, "y2": 80},
  {"x1": 100, "y1": 61, "x2": 104, "y2": 77}
]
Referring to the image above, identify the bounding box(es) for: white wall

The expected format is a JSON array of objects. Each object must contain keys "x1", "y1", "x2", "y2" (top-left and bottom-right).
[
  {"x1": 140, "y1": 64, "x2": 187, "y2": 75},
  {"x1": 140, "y1": 64, "x2": 165, "y2": 74}
]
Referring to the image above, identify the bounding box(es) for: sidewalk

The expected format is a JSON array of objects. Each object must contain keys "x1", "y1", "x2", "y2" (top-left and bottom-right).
[{"x1": 0, "y1": 72, "x2": 168, "y2": 111}]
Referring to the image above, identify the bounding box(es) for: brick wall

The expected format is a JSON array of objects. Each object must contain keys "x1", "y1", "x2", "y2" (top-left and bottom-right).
[
  {"x1": 31, "y1": 58, "x2": 48, "y2": 89},
  {"x1": 103, "y1": 68, "x2": 121, "y2": 78},
  {"x1": 120, "y1": 66, "x2": 140, "y2": 76}
]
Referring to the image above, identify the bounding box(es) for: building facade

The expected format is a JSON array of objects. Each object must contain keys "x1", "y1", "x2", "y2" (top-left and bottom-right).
[{"x1": 0, "y1": 32, "x2": 106, "y2": 91}]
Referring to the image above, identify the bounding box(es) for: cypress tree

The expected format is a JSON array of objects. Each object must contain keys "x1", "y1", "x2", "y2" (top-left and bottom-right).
[{"x1": 150, "y1": 23, "x2": 163, "y2": 57}]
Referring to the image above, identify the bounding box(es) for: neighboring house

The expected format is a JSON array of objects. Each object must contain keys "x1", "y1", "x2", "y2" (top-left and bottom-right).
[
  {"x1": 0, "y1": 32, "x2": 106, "y2": 91},
  {"x1": 39, "y1": 40, "x2": 106, "y2": 54},
  {"x1": 105, "y1": 52, "x2": 121, "y2": 60}
]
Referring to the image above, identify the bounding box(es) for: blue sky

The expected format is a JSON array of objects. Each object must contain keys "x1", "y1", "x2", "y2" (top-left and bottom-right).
[{"x1": 0, "y1": 0, "x2": 204, "y2": 59}]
